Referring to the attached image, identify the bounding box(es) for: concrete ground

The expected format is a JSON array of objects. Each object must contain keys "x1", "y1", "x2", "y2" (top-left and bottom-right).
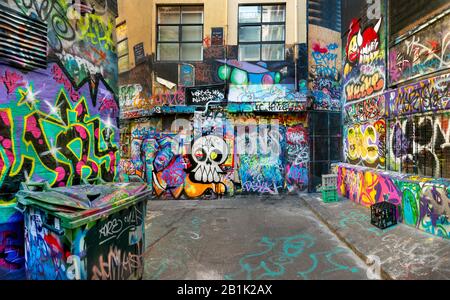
[
  {"x1": 141, "y1": 196, "x2": 372, "y2": 280},
  {"x1": 302, "y1": 194, "x2": 450, "y2": 280}
]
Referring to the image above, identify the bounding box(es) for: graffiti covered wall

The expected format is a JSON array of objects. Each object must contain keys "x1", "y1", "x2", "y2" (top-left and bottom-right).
[
  {"x1": 0, "y1": 0, "x2": 119, "y2": 279},
  {"x1": 344, "y1": 119, "x2": 386, "y2": 168},
  {"x1": 339, "y1": 5, "x2": 450, "y2": 240},
  {"x1": 342, "y1": 0, "x2": 388, "y2": 172},
  {"x1": 336, "y1": 163, "x2": 450, "y2": 239},
  {"x1": 388, "y1": 73, "x2": 450, "y2": 117},
  {"x1": 0, "y1": 64, "x2": 119, "y2": 204},
  {"x1": 119, "y1": 44, "x2": 310, "y2": 118},
  {"x1": 308, "y1": 25, "x2": 342, "y2": 111},
  {"x1": 387, "y1": 112, "x2": 450, "y2": 178},
  {"x1": 2, "y1": 0, "x2": 119, "y2": 90},
  {"x1": 118, "y1": 40, "x2": 313, "y2": 196},
  {"x1": 389, "y1": 13, "x2": 450, "y2": 85},
  {"x1": 343, "y1": 0, "x2": 386, "y2": 103},
  {"x1": 119, "y1": 113, "x2": 310, "y2": 199}
]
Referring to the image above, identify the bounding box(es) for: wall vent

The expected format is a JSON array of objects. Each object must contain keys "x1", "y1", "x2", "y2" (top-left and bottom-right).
[{"x1": 0, "y1": 4, "x2": 47, "y2": 70}]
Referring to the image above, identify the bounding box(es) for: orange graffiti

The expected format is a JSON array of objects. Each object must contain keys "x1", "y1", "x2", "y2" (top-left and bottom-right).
[
  {"x1": 345, "y1": 72, "x2": 384, "y2": 101},
  {"x1": 153, "y1": 173, "x2": 226, "y2": 199}
]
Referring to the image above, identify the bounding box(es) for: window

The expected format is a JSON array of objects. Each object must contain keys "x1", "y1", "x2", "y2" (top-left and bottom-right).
[
  {"x1": 238, "y1": 4, "x2": 286, "y2": 61},
  {"x1": 157, "y1": 6, "x2": 204, "y2": 61},
  {"x1": 116, "y1": 22, "x2": 130, "y2": 73}
]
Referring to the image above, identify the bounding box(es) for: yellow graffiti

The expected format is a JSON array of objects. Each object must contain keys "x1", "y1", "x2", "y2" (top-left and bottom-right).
[
  {"x1": 153, "y1": 173, "x2": 226, "y2": 199},
  {"x1": 347, "y1": 125, "x2": 379, "y2": 164},
  {"x1": 77, "y1": 14, "x2": 115, "y2": 51},
  {"x1": 360, "y1": 171, "x2": 378, "y2": 206}
]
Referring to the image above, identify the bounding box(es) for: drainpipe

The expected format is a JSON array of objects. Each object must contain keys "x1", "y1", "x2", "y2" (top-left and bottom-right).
[
  {"x1": 224, "y1": 0, "x2": 229, "y2": 90},
  {"x1": 294, "y1": 0, "x2": 298, "y2": 91}
]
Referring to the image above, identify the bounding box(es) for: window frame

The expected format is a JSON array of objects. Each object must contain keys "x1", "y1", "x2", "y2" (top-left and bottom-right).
[
  {"x1": 238, "y1": 3, "x2": 286, "y2": 62},
  {"x1": 156, "y1": 5, "x2": 204, "y2": 62},
  {"x1": 116, "y1": 21, "x2": 130, "y2": 73}
]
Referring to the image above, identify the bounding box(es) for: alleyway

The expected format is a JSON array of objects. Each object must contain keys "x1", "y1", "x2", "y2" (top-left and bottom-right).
[{"x1": 142, "y1": 196, "x2": 370, "y2": 280}]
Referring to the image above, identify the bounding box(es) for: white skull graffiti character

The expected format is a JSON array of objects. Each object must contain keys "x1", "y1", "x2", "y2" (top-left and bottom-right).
[{"x1": 191, "y1": 136, "x2": 229, "y2": 183}]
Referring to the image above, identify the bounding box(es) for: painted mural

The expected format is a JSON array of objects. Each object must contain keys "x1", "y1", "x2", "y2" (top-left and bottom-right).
[
  {"x1": 387, "y1": 113, "x2": 450, "y2": 179},
  {"x1": 308, "y1": 24, "x2": 342, "y2": 111},
  {"x1": 343, "y1": 0, "x2": 386, "y2": 103},
  {"x1": 222, "y1": 46, "x2": 310, "y2": 112},
  {"x1": 0, "y1": 62, "x2": 119, "y2": 204},
  {"x1": 284, "y1": 116, "x2": 310, "y2": 192},
  {"x1": 389, "y1": 13, "x2": 450, "y2": 85},
  {"x1": 2, "y1": 0, "x2": 119, "y2": 91},
  {"x1": 119, "y1": 113, "x2": 310, "y2": 199},
  {"x1": 344, "y1": 119, "x2": 386, "y2": 169},
  {"x1": 336, "y1": 163, "x2": 450, "y2": 239},
  {"x1": 119, "y1": 44, "x2": 311, "y2": 118}
]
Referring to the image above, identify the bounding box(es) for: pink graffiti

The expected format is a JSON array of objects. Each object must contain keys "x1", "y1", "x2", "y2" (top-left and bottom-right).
[
  {"x1": 55, "y1": 166, "x2": 66, "y2": 181},
  {"x1": 74, "y1": 125, "x2": 88, "y2": 140},
  {"x1": 151, "y1": 88, "x2": 185, "y2": 106},
  {"x1": 26, "y1": 116, "x2": 42, "y2": 139},
  {"x1": 99, "y1": 97, "x2": 119, "y2": 113},
  {"x1": 0, "y1": 70, "x2": 25, "y2": 94},
  {"x1": 203, "y1": 36, "x2": 211, "y2": 47},
  {"x1": 51, "y1": 65, "x2": 80, "y2": 102},
  {"x1": 0, "y1": 111, "x2": 10, "y2": 126}
]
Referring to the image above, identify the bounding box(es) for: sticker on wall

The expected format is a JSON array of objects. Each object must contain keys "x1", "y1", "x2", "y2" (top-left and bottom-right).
[
  {"x1": 211, "y1": 27, "x2": 224, "y2": 46},
  {"x1": 179, "y1": 64, "x2": 195, "y2": 88}
]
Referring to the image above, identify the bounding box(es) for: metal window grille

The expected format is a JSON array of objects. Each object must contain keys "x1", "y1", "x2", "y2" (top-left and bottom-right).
[{"x1": 0, "y1": 4, "x2": 47, "y2": 70}]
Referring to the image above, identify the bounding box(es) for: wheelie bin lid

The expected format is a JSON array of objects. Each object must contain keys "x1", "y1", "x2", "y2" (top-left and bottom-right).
[{"x1": 16, "y1": 181, "x2": 151, "y2": 229}]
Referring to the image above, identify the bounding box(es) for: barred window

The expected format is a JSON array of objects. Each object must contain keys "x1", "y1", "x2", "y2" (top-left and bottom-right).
[
  {"x1": 238, "y1": 4, "x2": 286, "y2": 61},
  {"x1": 157, "y1": 6, "x2": 204, "y2": 62}
]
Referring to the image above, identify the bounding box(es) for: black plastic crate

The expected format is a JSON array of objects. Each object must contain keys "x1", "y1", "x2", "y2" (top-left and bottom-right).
[{"x1": 370, "y1": 201, "x2": 398, "y2": 229}]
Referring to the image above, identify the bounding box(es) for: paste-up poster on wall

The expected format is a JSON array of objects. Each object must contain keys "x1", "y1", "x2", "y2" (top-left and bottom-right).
[
  {"x1": 185, "y1": 84, "x2": 226, "y2": 106},
  {"x1": 133, "y1": 43, "x2": 145, "y2": 64},
  {"x1": 211, "y1": 27, "x2": 224, "y2": 46},
  {"x1": 179, "y1": 64, "x2": 195, "y2": 87}
]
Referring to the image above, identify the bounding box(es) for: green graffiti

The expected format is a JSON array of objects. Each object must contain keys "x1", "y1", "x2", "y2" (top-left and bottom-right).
[
  {"x1": 230, "y1": 69, "x2": 248, "y2": 85},
  {"x1": 396, "y1": 180, "x2": 420, "y2": 226}
]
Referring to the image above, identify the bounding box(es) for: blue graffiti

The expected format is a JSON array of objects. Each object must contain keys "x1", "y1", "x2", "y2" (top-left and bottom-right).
[
  {"x1": 297, "y1": 247, "x2": 360, "y2": 279},
  {"x1": 225, "y1": 233, "x2": 361, "y2": 280},
  {"x1": 224, "y1": 234, "x2": 315, "y2": 280}
]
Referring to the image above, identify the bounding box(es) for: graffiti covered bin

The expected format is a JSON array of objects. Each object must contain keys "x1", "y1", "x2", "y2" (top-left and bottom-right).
[
  {"x1": 16, "y1": 181, "x2": 151, "y2": 280},
  {"x1": 0, "y1": 203, "x2": 25, "y2": 280}
]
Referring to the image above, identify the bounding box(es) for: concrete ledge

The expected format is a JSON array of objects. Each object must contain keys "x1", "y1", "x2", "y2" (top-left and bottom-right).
[{"x1": 301, "y1": 193, "x2": 450, "y2": 280}]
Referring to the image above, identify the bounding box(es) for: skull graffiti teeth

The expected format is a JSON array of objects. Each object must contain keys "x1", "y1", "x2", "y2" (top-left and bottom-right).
[{"x1": 191, "y1": 136, "x2": 229, "y2": 183}]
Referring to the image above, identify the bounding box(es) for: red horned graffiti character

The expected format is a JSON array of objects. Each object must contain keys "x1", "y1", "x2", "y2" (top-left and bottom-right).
[
  {"x1": 345, "y1": 19, "x2": 361, "y2": 65},
  {"x1": 357, "y1": 18, "x2": 382, "y2": 64},
  {"x1": 346, "y1": 18, "x2": 382, "y2": 65}
]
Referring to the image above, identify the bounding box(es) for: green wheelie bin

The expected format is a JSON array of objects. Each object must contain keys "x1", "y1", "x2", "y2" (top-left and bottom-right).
[{"x1": 16, "y1": 180, "x2": 151, "y2": 280}]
